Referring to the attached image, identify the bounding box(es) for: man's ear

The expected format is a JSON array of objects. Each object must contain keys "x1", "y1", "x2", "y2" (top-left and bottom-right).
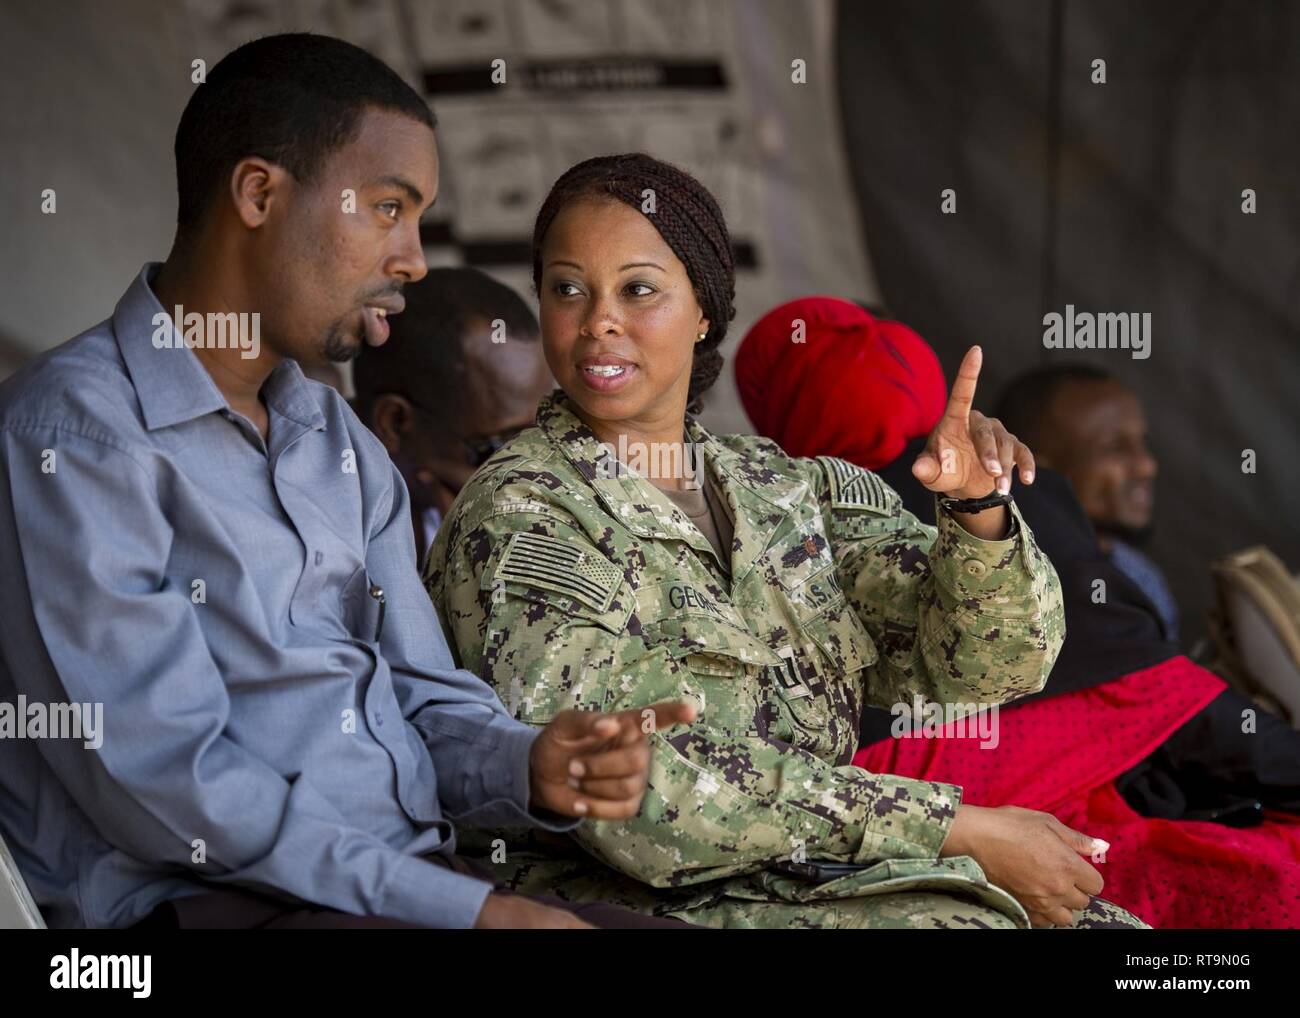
[
  {"x1": 228, "y1": 157, "x2": 285, "y2": 229},
  {"x1": 370, "y1": 393, "x2": 415, "y2": 455}
]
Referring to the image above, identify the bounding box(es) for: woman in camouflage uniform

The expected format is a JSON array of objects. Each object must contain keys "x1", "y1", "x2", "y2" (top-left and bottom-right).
[{"x1": 424, "y1": 153, "x2": 1148, "y2": 929}]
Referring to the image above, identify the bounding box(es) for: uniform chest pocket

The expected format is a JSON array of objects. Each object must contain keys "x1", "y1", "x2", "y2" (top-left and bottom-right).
[
  {"x1": 647, "y1": 609, "x2": 837, "y2": 737},
  {"x1": 644, "y1": 615, "x2": 779, "y2": 674},
  {"x1": 760, "y1": 524, "x2": 854, "y2": 631},
  {"x1": 757, "y1": 523, "x2": 877, "y2": 673},
  {"x1": 755, "y1": 625, "x2": 874, "y2": 758},
  {"x1": 763, "y1": 525, "x2": 836, "y2": 597},
  {"x1": 768, "y1": 595, "x2": 879, "y2": 740},
  {"x1": 642, "y1": 616, "x2": 779, "y2": 737}
]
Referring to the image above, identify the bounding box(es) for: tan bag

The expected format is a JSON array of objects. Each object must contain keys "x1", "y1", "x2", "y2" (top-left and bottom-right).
[{"x1": 1207, "y1": 546, "x2": 1300, "y2": 728}]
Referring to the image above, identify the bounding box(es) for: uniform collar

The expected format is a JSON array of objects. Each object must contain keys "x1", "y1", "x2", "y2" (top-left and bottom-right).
[
  {"x1": 534, "y1": 391, "x2": 701, "y2": 547},
  {"x1": 534, "y1": 392, "x2": 808, "y2": 578},
  {"x1": 688, "y1": 414, "x2": 814, "y2": 588}
]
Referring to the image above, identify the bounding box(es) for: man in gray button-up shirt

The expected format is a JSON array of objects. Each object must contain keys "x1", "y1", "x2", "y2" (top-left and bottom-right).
[{"x1": 0, "y1": 34, "x2": 692, "y2": 930}]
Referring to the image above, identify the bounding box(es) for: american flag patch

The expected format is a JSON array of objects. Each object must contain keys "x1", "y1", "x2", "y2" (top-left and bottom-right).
[
  {"x1": 816, "y1": 456, "x2": 895, "y2": 513},
  {"x1": 495, "y1": 532, "x2": 622, "y2": 613}
]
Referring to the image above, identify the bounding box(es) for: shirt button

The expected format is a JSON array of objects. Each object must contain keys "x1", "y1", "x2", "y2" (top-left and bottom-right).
[
  {"x1": 314, "y1": 550, "x2": 324, "y2": 566},
  {"x1": 963, "y1": 559, "x2": 989, "y2": 578}
]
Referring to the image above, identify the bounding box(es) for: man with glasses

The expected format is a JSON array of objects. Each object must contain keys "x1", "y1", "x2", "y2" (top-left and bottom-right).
[{"x1": 354, "y1": 266, "x2": 554, "y2": 566}]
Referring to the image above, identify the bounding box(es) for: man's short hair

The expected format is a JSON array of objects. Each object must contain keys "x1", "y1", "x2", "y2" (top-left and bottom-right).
[
  {"x1": 993, "y1": 364, "x2": 1116, "y2": 448},
  {"x1": 174, "y1": 33, "x2": 435, "y2": 230},
  {"x1": 352, "y1": 267, "x2": 541, "y2": 425}
]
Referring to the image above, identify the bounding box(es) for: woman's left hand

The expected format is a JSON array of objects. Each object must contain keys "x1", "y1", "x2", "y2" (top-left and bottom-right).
[{"x1": 911, "y1": 345, "x2": 1036, "y2": 499}]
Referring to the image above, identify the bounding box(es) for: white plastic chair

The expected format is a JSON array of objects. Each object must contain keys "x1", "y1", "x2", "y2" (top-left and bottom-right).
[{"x1": 0, "y1": 830, "x2": 45, "y2": 928}]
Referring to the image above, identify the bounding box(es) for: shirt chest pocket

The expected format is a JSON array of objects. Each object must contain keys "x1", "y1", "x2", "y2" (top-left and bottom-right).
[
  {"x1": 755, "y1": 612, "x2": 874, "y2": 756},
  {"x1": 338, "y1": 565, "x2": 385, "y2": 644}
]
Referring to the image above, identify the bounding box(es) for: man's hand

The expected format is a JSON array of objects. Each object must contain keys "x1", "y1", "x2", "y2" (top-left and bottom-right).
[
  {"x1": 940, "y1": 803, "x2": 1110, "y2": 927},
  {"x1": 911, "y1": 345, "x2": 1036, "y2": 500},
  {"x1": 474, "y1": 892, "x2": 595, "y2": 929},
  {"x1": 529, "y1": 701, "x2": 697, "y2": 820}
]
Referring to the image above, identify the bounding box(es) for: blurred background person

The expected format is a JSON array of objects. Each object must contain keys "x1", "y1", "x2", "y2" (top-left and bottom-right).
[
  {"x1": 994, "y1": 366, "x2": 1177, "y2": 644},
  {"x1": 299, "y1": 358, "x2": 347, "y2": 393},
  {"x1": 353, "y1": 266, "x2": 553, "y2": 564},
  {"x1": 735, "y1": 293, "x2": 947, "y2": 471}
]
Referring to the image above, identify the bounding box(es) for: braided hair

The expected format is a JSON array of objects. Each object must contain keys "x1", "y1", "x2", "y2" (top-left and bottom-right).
[{"x1": 531, "y1": 153, "x2": 736, "y2": 412}]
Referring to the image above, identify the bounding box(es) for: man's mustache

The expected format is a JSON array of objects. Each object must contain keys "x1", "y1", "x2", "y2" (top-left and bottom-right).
[{"x1": 361, "y1": 285, "x2": 404, "y2": 304}]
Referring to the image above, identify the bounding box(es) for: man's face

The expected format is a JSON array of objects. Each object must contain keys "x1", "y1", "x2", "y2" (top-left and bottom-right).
[
  {"x1": 254, "y1": 107, "x2": 439, "y2": 365},
  {"x1": 1037, "y1": 380, "x2": 1158, "y2": 531},
  {"x1": 400, "y1": 320, "x2": 553, "y2": 517}
]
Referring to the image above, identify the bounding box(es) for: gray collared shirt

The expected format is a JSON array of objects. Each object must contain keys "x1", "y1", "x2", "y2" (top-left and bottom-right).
[{"x1": 0, "y1": 264, "x2": 572, "y2": 928}]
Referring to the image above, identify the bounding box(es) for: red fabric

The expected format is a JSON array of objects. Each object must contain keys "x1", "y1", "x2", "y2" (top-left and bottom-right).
[
  {"x1": 853, "y1": 656, "x2": 1300, "y2": 928},
  {"x1": 734, "y1": 297, "x2": 947, "y2": 469}
]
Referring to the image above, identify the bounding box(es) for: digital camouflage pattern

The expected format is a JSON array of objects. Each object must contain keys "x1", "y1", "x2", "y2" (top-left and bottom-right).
[{"x1": 424, "y1": 392, "x2": 1148, "y2": 929}]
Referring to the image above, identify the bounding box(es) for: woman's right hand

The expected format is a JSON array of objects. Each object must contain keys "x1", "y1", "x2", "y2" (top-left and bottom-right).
[
  {"x1": 940, "y1": 803, "x2": 1110, "y2": 927},
  {"x1": 474, "y1": 892, "x2": 595, "y2": 929}
]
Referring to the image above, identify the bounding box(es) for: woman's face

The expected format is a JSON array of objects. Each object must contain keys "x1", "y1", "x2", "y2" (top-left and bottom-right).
[{"x1": 537, "y1": 197, "x2": 709, "y2": 431}]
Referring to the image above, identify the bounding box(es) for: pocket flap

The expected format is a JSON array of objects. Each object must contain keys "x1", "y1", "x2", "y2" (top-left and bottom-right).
[{"x1": 646, "y1": 615, "x2": 782, "y2": 675}]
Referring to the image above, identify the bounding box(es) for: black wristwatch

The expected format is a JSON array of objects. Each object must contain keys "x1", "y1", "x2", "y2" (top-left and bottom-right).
[{"x1": 937, "y1": 490, "x2": 1013, "y2": 514}]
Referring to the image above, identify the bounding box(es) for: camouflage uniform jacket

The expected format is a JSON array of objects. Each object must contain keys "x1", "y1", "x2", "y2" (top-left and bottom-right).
[{"x1": 424, "y1": 393, "x2": 1066, "y2": 925}]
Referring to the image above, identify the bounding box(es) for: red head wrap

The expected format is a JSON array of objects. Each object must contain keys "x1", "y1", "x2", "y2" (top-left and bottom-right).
[{"x1": 734, "y1": 297, "x2": 947, "y2": 469}]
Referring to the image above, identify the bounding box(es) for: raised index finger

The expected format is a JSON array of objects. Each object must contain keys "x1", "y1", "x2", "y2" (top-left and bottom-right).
[{"x1": 944, "y1": 345, "x2": 983, "y2": 423}]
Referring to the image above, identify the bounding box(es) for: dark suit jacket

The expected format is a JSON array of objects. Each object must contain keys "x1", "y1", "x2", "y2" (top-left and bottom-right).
[{"x1": 860, "y1": 436, "x2": 1178, "y2": 745}]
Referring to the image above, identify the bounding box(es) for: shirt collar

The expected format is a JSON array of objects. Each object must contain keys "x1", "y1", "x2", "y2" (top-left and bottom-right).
[
  {"x1": 262, "y1": 358, "x2": 327, "y2": 431},
  {"x1": 113, "y1": 263, "x2": 324, "y2": 433}
]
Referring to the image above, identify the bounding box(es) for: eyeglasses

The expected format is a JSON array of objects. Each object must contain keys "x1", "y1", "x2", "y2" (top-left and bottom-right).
[
  {"x1": 390, "y1": 395, "x2": 526, "y2": 468},
  {"x1": 461, "y1": 427, "x2": 527, "y2": 468}
]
